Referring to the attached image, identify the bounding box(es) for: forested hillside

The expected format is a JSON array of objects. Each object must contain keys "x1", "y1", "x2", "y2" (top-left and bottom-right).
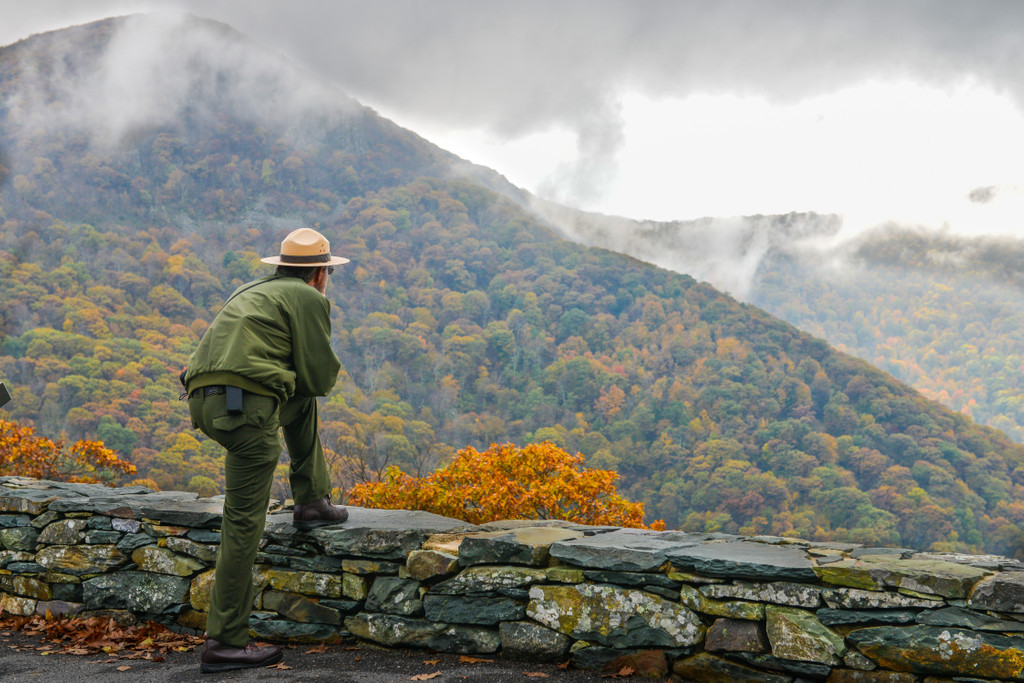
[
  {"x1": 2, "y1": 15, "x2": 1023, "y2": 557},
  {"x1": 546, "y1": 205, "x2": 1024, "y2": 446},
  {"x1": 751, "y1": 229, "x2": 1024, "y2": 443}
]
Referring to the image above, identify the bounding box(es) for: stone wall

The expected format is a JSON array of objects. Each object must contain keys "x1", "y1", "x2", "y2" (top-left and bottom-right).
[{"x1": 1, "y1": 476, "x2": 1023, "y2": 681}]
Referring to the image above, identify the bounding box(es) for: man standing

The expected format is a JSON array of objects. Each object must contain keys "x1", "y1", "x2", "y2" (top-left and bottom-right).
[{"x1": 184, "y1": 228, "x2": 350, "y2": 672}]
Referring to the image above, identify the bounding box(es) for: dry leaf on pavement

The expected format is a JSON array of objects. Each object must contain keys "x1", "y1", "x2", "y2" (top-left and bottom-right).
[{"x1": 602, "y1": 665, "x2": 635, "y2": 678}]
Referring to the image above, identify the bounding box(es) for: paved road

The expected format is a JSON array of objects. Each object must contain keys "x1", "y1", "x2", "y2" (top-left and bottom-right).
[{"x1": 0, "y1": 630, "x2": 619, "y2": 682}]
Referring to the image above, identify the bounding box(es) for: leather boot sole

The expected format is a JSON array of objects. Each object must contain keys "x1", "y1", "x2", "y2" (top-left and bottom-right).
[
  {"x1": 200, "y1": 649, "x2": 283, "y2": 673},
  {"x1": 292, "y1": 513, "x2": 348, "y2": 530}
]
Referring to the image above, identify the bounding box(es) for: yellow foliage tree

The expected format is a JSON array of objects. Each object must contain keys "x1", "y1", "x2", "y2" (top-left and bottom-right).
[
  {"x1": 349, "y1": 441, "x2": 664, "y2": 529},
  {"x1": 0, "y1": 419, "x2": 136, "y2": 485}
]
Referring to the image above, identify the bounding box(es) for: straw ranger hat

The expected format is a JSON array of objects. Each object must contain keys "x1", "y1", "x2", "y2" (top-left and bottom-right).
[{"x1": 260, "y1": 228, "x2": 350, "y2": 266}]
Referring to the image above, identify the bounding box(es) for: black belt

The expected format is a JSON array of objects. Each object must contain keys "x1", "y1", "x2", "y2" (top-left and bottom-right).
[{"x1": 189, "y1": 386, "x2": 227, "y2": 399}]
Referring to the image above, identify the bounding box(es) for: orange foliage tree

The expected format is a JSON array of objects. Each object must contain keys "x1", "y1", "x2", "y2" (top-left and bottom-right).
[
  {"x1": 349, "y1": 441, "x2": 664, "y2": 529},
  {"x1": 0, "y1": 419, "x2": 136, "y2": 485}
]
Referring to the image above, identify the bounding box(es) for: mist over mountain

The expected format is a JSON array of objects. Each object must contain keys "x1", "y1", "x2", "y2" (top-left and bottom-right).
[
  {"x1": 2, "y1": 16, "x2": 1023, "y2": 557},
  {"x1": 532, "y1": 203, "x2": 843, "y2": 299},
  {"x1": 0, "y1": 13, "x2": 525, "y2": 223}
]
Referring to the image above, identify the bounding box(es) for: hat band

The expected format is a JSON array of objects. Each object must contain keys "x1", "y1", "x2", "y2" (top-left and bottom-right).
[{"x1": 279, "y1": 253, "x2": 331, "y2": 264}]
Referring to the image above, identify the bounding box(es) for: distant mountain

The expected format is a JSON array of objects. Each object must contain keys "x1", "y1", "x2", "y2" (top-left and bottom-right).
[
  {"x1": 751, "y1": 228, "x2": 1024, "y2": 443},
  {"x1": 546, "y1": 206, "x2": 1024, "y2": 445},
  {"x1": 2, "y1": 15, "x2": 1023, "y2": 557}
]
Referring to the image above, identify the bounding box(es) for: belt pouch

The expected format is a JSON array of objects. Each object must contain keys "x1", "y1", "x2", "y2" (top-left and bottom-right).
[{"x1": 225, "y1": 386, "x2": 244, "y2": 415}]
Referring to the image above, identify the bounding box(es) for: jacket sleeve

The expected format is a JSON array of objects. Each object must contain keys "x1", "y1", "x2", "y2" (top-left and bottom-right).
[{"x1": 290, "y1": 291, "x2": 342, "y2": 397}]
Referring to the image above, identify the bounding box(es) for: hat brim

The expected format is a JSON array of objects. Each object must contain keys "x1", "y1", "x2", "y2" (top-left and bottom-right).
[{"x1": 260, "y1": 255, "x2": 351, "y2": 266}]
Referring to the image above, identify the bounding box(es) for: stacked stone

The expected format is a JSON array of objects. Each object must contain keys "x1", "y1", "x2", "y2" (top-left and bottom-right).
[{"x1": 1, "y1": 477, "x2": 1023, "y2": 681}]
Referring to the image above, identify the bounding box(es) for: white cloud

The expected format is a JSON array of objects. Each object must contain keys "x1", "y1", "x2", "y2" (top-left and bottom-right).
[{"x1": 4, "y1": 2, "x2": 1024, "y2": 237}]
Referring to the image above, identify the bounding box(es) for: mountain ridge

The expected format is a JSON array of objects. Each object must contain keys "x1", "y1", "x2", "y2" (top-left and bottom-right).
[{"x1": 1, "y1": 16, "x2": 1022, "y2": 557}]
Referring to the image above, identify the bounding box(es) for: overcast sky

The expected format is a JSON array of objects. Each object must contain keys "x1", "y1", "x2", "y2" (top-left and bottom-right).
[{"x1": 5, "y1": 1, "x2": 1024, "y2": 235}]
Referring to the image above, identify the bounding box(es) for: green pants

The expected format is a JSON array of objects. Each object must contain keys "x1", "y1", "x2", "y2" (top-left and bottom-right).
[{"x1": 188, "y1": 388, "x2": 331, "y2": 647}]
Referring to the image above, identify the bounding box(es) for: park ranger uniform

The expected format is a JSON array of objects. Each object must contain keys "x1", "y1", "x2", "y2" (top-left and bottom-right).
[{"x1": 184, "y1": 228, "x2": 349, "y2": 671}]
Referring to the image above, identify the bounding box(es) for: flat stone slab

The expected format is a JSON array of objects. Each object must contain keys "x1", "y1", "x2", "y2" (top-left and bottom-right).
[
  {"x1": 478, "y1": 519, "x2": 619, "y2": 534},
  {"x1": 527, "y1": 583, "x2": 704, "y2": 648},
  {"x1": 82, "y1": 571, "x2": 190, "y2": 614},
  {"x1": 917, "y1": 606, "x2": 1024, "y2": 632},
  {"x1": 499, "y1": 621, "x2": 572, "y2": 662},
  {"x1": 705, "y1": 618, "x2": 769, "y2": 653},
  {"x1": 673, "y1": 653, "x2": 791, "y2": 683},
  {"x1": 459, "y1": 527, "x2": 584, "y2": 567},
  {"x1": 817, "y1": 608, "x2": 919, "y2": 626},
  {"x1": 849, "y1": 547, "x2": 916, "y2": 559},
  {"x1": 549, "y1": 529, "x2": 700, "y2": 571},
  {"x1": 765, "y1": 605, "x2": 846, "y2": 664},
  {"x1": 0, "y1": 477, "x2": 151, "y2": 495},
  {"x1": 49, "y1": 491, "x2": 199, "y2": 518},
  {"x1": 912, "y1": 552, "x2": 1024, "y2": 571},
  {"x1": 0, "y1": 479, "x2": 187, "y2": 517},
  {"x1": 847, "y1": 625, "x2": 1024, "y2": 679},
  {"x1": 0, "y1": 489, "x2": 62, "y2": 515},
  {"x1": 666, "y1": 541, "x2": 818, "y2": 582},
  {"x1": 345, "y1": 613, "x2": 501, "y2": 654},
  {"x1": 700, "y1": 580, "x2": 822, "y2": 608},
  {"x1": 423, "y1": 594, "x2": 524, "y2": 625},
  {"x1": 263, "y1": 507, "x2": 477, "y2": 559},
  {"x1": 139, "y1": 497, "x2": 224, "y2": 528},
  {"x1": 821, "y1": 587, "x2": 943, "y2": 610},
  {"x1": 968, "y1": 571, "x2": 1024, "y2": 613},
  {"x1": 432, "y1": 565, "x2": 549, "y2": 596},
  {"x1": 818, "y1": 555, "x2": 990, "y2": 598}
]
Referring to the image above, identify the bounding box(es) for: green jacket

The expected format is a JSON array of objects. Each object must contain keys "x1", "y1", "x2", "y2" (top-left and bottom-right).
[{"x1": 185, "y1": 275, "x2": 341, "y2": 403}]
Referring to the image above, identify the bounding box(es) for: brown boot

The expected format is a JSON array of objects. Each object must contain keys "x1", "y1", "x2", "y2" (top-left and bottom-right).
[
  {"x1": 293, "y1": 495, "x2": 349, "y2": 530},
  {"x1": 199, "y1": 637, "x2": 282, "y2": 673}
]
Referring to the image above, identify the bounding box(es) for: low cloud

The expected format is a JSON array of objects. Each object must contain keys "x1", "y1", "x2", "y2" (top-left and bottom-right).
[
  {"x1": 968, "y1": 184, "x2": 1024, "y2": 205},
  {"x1": 8, "y1": 1, "x2": 1024, "y2": 229},
  {"x1": 5, "y1": 13, "x2": 356, "y2": 153},
  {"x1": 530, "y1": 199, "x2": 843, "y2": 299}
]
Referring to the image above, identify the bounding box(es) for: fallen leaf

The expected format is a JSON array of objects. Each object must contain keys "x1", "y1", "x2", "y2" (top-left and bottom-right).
[
  {"x1": 524, "y1": 673, "x2": 550, "y2": 678},
  {"x1": 409, "y1": 673, "x2": 442, "y2": 681},
  {"x1": 116, "y1": 665, "x2": 131, "y2": 672},
  {"x1": 423, "y1": 659, "x2": 441, "y2": 665},
  {"x1": 459, "y1": 655, "x2": 493, "y2": 664},
  {"x1": 556, "y1": 661, "x2": 570, "y2": 669},
  {"x1": 305, "y1": 644, "x2": 330, "y2": 654},
  {"x1": 601, "y1": 650, "x2": 667, "y2": 679}
]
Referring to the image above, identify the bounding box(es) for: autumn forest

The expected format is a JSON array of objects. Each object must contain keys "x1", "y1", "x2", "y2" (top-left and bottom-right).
[{"x1": 1, "y1": 16, "x2": 1023, "y2": 558}]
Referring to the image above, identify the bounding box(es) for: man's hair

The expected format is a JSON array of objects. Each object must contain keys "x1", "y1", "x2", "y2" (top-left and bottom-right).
[{"x1": 275, "y1": 265, "x2": 322, "y2": 283}]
